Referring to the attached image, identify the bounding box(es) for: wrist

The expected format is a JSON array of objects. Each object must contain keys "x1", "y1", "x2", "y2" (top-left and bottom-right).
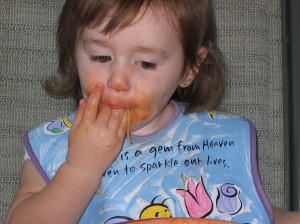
[
  {"x1": 59, "y1": 162, "x2": 102, "y2": 187},
  {"x1": 65, "y1": 154, "x2": 109, "y2": 177}
]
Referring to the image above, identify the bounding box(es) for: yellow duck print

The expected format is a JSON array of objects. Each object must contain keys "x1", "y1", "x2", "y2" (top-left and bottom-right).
[{"x1": 139, "y1": 196, "x2": 172, "y2": 219}]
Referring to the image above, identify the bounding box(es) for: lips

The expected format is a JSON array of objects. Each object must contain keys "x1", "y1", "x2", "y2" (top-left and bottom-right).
[
  {"x1": 102, "y1": 99, "x2": 129, "y2": 109},
  {"x1": 105, "y1": 103, "x2": 124, "y2": 109},
  {"x1": 101, "y1": 95, "x2": 127, "y2": 109},
  {"x1": 101, "y1": 101, "x2": 153, "y2": 124},
  {"x1": 99, "y1": 93, "x2": 155, "y2": 127},
  {"x1": 102, "y1": 96, "x2": 137, "y2": 110}
]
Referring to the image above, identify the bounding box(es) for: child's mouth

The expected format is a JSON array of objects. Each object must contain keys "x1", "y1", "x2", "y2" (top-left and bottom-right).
[{"x1": 105, "y1": 103, "x2": 124, "y2": 109}]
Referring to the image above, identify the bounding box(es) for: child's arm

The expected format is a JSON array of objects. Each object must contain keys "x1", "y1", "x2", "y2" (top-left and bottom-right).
[
  {"x1": 5, "y1": 84, "x2": 128, "y2": 224},
  {"x1": 5, "y1": 159, "x2": 102, "y2": 224},
  {"x1": 273, "y1": 206, "x2": 300, "y2": 224}
]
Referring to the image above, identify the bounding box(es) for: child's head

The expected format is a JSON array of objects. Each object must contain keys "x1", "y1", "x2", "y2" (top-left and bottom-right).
[{"x1": 44, "y1": 0, "x2": 224, "y2": 114}]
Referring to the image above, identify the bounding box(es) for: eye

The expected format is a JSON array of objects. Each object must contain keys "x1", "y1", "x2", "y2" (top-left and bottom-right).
[
  {"x1": 90, "y1": 55, "x2": 112, "y2": 63},
  {"x1": 138, "y1": 61, "x2": 156, "y2": 70}
]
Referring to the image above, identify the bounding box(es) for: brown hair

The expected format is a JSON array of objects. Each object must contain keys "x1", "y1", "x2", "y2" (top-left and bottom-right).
[{"x1": 43, "y1": 0, "x2": 224, "y2": 113}]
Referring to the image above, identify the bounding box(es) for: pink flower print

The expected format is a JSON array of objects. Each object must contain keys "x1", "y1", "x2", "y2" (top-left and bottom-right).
[{"x1": 176, "y1": 177, "x2": 213, "y2": 218}]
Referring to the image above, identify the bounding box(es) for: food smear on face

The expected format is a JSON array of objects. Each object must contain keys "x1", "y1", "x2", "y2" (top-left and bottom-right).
[
  {"x1": 104, "y1": 91, "x2": 155, "y2": 127},
  {"x1": 130, "y1": 107, "x2": 153, "y2": 125},
  {"x1": 84, "y1": 84, "x2": 164, "y2": 138},
  {"x1": 126, "y1": 107, "x2": 153, "y2": 144},
  {"x1": 114, "y1": 83, "x2": 126, "y2": 92}
]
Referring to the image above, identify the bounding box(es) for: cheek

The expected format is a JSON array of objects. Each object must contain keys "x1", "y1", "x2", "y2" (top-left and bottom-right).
[
  {"x1": 128, "y1": 88, "x2": 164, "y2": 125},
  {"x1": 126, "y1": 91, "x2": 153, "y2": 125},
  {"x1": 79, "y1": 67, "x2": 103, "y2": 99},
  {"x1": 130, "y1": 108, "x2": 153, "y2": 125}
]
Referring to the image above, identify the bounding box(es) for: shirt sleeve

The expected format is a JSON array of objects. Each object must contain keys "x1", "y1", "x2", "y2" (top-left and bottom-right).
[{"x1": 23, "y1": 147, "x2": 31, "y2": 162}]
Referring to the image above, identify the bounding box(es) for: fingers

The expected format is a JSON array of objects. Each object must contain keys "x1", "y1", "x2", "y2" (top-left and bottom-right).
[
  {"x1": 82, "y1": 83, "x2": 104, "y2": 122},
  {"x1": 96, "y1": 104, "x2": 112, "y2": 126},
  {"x1": 96, "y1": 107, "x2": 123, "y2": 130},
  {"x1": 108, "y1": 109, "x2": 126, "y2": 134},
  {"x1": 75, "y1": 82, "x2": 127, "y2": 140},
  {"x1": 73, "y1": 99, "x2": 86, "y2": 128},
  {"x1": 95, "y1": 107, "x2": 128, "y2": 139},
  {"x1": 118, "y1": 109, "x2": 130, "y2": 137}
]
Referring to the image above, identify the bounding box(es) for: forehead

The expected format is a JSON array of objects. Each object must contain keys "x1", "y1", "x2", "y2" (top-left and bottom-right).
[
  {"x1": 77, "y1": 5, "x2": 182, "y2": 49},
  {"x1": 80, "y1": 7, "x2": 182, "y2": 51},
  {"x1": 80, "y1": 1, "x2": 179, "y2": 36}
]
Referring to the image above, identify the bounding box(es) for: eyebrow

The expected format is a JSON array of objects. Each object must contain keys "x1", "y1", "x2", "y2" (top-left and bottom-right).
[
  {"x1": 133, "y1": 46, "x2": 168, "y2": 58},
  {"x1": 82, "y1": 38, "x2": 109, "y2": 48},
  {"x1": 82, "y1": 38, "x2": 168, "y2": 58}
]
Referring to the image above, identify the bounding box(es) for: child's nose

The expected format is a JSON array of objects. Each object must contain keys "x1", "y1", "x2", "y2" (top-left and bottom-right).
[{"x1": 107, "y1": 63, "x2": 131, "y2": 92}]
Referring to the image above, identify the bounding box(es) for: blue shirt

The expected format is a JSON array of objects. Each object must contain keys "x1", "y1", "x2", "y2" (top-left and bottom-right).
[{"x1": 24, "y1": 101, "x2": 273, "y2": 224}]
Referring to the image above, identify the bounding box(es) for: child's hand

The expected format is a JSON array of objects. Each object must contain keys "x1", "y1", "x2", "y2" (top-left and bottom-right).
[
  {"x1": 67, "y1": 83, "x2": 128, "y2": 176},
  {"x1": 273, "y1": 206, "x2": 300, "y2": 224}
]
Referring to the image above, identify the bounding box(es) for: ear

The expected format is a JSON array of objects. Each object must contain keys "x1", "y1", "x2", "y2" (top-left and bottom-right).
[{"x1": 179, "y1": 46, "x2": 208, "y2": 88}]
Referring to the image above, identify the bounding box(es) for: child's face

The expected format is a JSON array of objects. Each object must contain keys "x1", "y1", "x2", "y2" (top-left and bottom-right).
[{"x1": 75, "y1": 8, "x2": 194, "y2": 134}]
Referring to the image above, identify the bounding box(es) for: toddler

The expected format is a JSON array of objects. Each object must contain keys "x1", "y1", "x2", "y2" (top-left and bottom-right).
[{"x1": 5, "y1": 0, "x2": 300, "y2": 223}]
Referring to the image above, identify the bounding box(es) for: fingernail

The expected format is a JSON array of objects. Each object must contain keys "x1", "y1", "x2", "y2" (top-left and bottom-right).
[
  {"x1": 79, "y1": 99, "x2": 85, "y2": 105},
  {"x1": 97, "y1": 83, "x2": 104, "y2": 88}
]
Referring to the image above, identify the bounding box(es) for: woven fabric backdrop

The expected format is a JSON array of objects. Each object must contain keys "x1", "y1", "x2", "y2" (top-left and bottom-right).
[{"x1": 0, "y1": 0, "x2": 284, "y2": 222}]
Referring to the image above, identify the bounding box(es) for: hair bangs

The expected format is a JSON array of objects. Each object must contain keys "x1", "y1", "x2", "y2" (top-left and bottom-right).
[{"x1": 78, "y1": 0, "x2": 152, "y2": 34}]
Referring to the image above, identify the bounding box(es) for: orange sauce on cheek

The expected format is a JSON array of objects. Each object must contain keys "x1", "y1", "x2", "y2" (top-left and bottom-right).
[
  {"x1": 127, "y1": 91, "x2": 156, "y2": 125},
  {"x1": 81, "y1": 79, "x2": 162, "y2": 126},
  {"x1": 130, "y1": 107, "x2": 153, "y2": 125}
]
